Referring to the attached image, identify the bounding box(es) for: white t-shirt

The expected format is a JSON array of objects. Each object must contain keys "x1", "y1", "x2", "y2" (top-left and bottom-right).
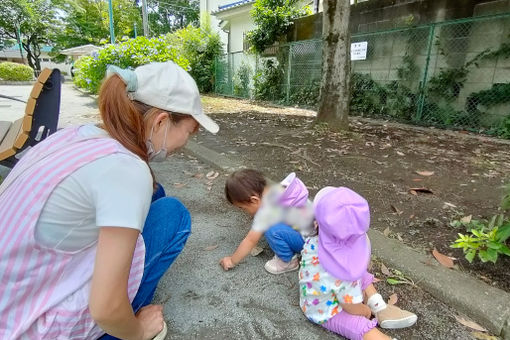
[
  {"x1": 251, "y1": 184, "x2": 315, "y2": 235},
  {"x1": 34, "y1": 125, "x2": 153, "y2": 252}
]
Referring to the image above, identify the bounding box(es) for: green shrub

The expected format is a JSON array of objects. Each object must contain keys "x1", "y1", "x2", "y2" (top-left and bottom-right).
[
  {"x1": 253, "y1": 59, "x2": 284, "y2": 101},
  {"x1": 74, "y1": 23, "x2": 223, "y2": 94},
  {"x1": 0, "y1": 62, "x2": 34, "y2": 81},
  {"x1": 165, "y1": 24, "x2": 223, "y2": 93},
  {"x1": 289, "y1": 82, "x2": 320, "y2": 107},
  {"x1": 233, "y1": 62, "x2": 252, "y2": 98},
  {"x1": 74, "y1": 36, "x2": 189, "y2": 93},
  {"x1": 247, "y1": 0, "x2": 310, "y2": 53}
]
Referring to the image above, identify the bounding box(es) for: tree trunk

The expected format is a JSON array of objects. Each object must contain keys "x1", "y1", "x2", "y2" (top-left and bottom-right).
[{"x1": 315, "y1": 0, "x2": 351, "y2": 131}]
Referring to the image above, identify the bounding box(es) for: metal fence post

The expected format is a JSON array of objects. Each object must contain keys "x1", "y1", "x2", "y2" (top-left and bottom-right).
[
  {"x1": 416, "y1": 23, "x2": 436, "y2": 121},
  {"x1": 286, "y1": 44, "x2": 292, "y2": 103}
]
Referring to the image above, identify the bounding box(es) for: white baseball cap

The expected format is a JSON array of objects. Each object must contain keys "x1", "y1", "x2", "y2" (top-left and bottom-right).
[{"x1": 107, "y1": 62, "x2": 219, "y2": 134}]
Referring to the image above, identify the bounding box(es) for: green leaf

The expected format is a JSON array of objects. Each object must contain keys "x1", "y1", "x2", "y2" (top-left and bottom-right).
[
  {"x1": 496, "y1": 223, "x2": 510, "y2": 242},
  {"x1": 465, "y1": 249, "x2": 477, "y2": 263},
  {"x1": 478, "y1": 250, "x2": 489, "y2": 263},
  {"x1": 487, "y1": 248, "x2": 498, "y2": 263},
  {"x1": 499, "y1": 244, "x2": 510, "y2": 257},
  {"x1": 386, "y1": 278, "x2": 405, "y2": 285},
  {"x1": 487, "y1": 241, "x2": 502, "y2": 250}
]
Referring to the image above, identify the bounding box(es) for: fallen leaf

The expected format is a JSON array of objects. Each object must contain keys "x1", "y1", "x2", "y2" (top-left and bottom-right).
[
  {"x1": 206, "y1": 171, "x2": 219, "y2": 180},
  {"x1": 409, "y1": 187, "x2": 434, "y2": 194},
  {"x1": 204, "y1": 244, "x2": 218, "y2": 251},
  {"x1": 409, "y1": 190, "x2": 418, "y2": 196},
  {"x1": 461, "y1": 215, "x2": 472, "y2": 224},
  {"x1": 207, "y1": 186, "x2": 212, "y2": 191},
  {"x1": 388, "y1": 293, "x2": 398, "y2": 305},
  {"x1": 193, "y1": 173, "x2": 204, "y2": 179},
  {"x1": 471, "y1": 331, "x2": 497, "y2": 339},
  {"x1": 173, "y1": 182, "x2": 187, "y2": 188},
  {"x1": 381, "y1": 263, "x2": 391, "y2": 276},
  {"x1": 409, "y1": 214, "x2": 415, "y2": 219},
  {"x1": 390, "y1": 205, "x2": 403, "y2": 215},
  {"x1": 396, "y1": 233, "x2": 403, "y2": 242},
  {"x1": 416, "y1": 170, "x2": 435, "y2": 176},
  {"x1": 443, "y1": 202, "x2": 458, "y2": 209},
  {"x1": 383, "y1": 227, "x2": 391, "y2": 237},
  {"x1": 251, "y1": 246, "x2": 264, "y2": 256},
  {"x1": 454, "y1": 316, "x2": 487, "y2": 332},
  {"x1": 412, "y1": 178, "x2": 423, "y2": 182},
  {"x1": 396, "y1": 151, "x2": 405, "y2": 156},
  {"x1": 432, "y1": 248, "x2": 454, "y2": 268}
]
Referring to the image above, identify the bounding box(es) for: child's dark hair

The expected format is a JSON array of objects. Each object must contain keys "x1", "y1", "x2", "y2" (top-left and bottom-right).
[{"x1": 225, "y1": 169, "x2": 267, "y2": 204}]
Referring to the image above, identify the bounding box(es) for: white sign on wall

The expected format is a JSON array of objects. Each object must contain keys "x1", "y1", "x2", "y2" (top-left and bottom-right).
[{"x1": 351, "y1": 41, "x2": 368, "y2": 61}]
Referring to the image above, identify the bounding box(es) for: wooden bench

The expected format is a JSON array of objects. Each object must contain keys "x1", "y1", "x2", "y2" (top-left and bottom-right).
[{"x1": 0, "y1": 68, "x2": 61, "y2": 168}]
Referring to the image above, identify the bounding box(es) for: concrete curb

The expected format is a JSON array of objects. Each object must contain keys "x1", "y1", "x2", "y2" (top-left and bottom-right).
[
  {"x1": 184, "y1": 140, "x2": 510, "y2": 339},
  {"x1": 0, "y1": 80, "x2": 36, "y2": 85}
]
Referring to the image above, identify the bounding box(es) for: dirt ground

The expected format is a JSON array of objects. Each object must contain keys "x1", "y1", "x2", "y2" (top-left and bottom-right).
[{"x1": 197, "y1": 95, "x2": 510, "y2": 293}]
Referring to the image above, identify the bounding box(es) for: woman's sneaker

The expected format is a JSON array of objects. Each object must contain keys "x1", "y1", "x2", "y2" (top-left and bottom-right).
[
  {"x1": 376, "y1": 304, "x2": 417, "y2": 329},
  {"x1": 264, "y1": 255, "x2": 299, "y2": 274}
]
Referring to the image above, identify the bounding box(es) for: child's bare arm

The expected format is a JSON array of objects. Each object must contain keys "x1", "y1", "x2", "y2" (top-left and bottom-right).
[
  {"x1": 340, "y1": 302, "x2": 372, "y2": 319},
  {"x1": 219, "y1": 230, "x2": 263, "y2": 271}
]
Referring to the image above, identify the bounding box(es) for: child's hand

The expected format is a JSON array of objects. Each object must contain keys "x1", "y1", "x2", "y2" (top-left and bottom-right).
[{"x1": 219, "y1": 256, "x2": 235, "y2": 271}]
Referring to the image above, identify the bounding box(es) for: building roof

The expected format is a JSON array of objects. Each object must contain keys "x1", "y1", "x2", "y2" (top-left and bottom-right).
[
  {"x1": 60, "y1": 44, "x2": 101, "y2": 56},
  {"x1": 213, "y1": 0, "x2": 255, "y2": 14},
  {"x1": 0, "y1": 44, "x2": 53, "y2": 59}
]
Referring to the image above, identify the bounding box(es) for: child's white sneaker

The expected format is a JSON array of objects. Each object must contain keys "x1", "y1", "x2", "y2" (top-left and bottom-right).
[{"x1": 264, "y1": 255, "x2": 299, "y2": 274}]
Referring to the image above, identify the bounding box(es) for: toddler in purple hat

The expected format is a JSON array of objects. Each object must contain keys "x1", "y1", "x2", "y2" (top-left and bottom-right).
[
  {"x1": 299, "y1": 186, "x2": 417, "y2": 340},
  {"x1": 220, "y1": 169, "x2": 314, "y2": 274}
]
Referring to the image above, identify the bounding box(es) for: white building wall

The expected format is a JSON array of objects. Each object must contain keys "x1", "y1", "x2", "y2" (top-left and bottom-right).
[
  {"x1": 228, "y1": 12, "x2": 255, "y2": 53},
  {"x1": 200, "y1": 0, "x2": 324, "y2": 54},
  {"x1": 200, "y1": 0, "x2": 230, "y2": 53}
]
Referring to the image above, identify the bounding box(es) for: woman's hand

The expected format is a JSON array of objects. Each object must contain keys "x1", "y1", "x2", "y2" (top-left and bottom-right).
[
  {"x1": 136, "y1": 304, "x2": 165, "y2": 340},
  {"x1": 219, "y1": 256, "x2": 235, "y2": 271}
]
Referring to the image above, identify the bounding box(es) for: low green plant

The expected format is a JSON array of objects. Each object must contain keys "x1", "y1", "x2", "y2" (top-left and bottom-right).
[
  {"x1": 233, "y1": 62, "x2": 252, "y2": 98},
  {"x1": 451, "y1": 185, "x2": 510, "y2": 263},
  {"x1": 288, "y1": 82, "x2": 320, "y2": 107},
  {"x1": 253, "y1": 59, "x2": 284, "y2": 101},
  {"x1": 0, "y1": 62, "x2": 34, "y2": 81}
]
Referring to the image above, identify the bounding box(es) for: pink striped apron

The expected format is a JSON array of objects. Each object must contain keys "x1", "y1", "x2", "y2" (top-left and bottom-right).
[{"x1": 0, "y1": 126, "x2": 146, "y2": 339}]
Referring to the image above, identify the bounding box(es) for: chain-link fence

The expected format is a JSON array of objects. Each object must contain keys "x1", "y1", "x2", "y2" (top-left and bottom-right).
[{"x1": 215, "y1": 13, "x2": 510, "y2": 138}]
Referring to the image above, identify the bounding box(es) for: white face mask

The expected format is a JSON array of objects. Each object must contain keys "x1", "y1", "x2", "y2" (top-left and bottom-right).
[{"x1": 146, "y1": 120, "x2": 169, "y2": 162}]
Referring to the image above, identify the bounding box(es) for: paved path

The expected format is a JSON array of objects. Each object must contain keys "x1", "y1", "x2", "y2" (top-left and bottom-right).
[{"x1": 0, "y1": 83, "x2": 98, "y2": 126}]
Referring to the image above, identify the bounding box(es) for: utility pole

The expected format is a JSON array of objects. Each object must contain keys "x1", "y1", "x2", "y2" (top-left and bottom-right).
[
  {"x1": 134, "y1": 22, "x2": 138, "y2": 38},
  {"x1": 141, "y1": 0, "x2": 149, "y2": 36},
  {"x1": 108, "y1": 0, "x2": 115, "y2": 44}
]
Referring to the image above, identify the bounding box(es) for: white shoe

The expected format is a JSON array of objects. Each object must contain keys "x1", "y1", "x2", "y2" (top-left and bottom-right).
[
  {"x1": 264, "y1": 255, "x2": 299, "y2": 274},
  {"x1": 152, "y1": 321, "x2": 167, "y2": 340}
]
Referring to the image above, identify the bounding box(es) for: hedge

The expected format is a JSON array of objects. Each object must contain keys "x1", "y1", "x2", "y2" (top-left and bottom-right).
[{"x1": 0, "y1": 62, "x2": 34, "y2": 81}]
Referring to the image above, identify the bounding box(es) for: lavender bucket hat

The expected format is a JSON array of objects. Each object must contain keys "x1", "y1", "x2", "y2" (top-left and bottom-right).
[
  {"x1": 313, "y1": 186, "x2": 371, "y2": 281},
  {"x1": 279, "y1": 172, "x2": 309, "y2": 207}
]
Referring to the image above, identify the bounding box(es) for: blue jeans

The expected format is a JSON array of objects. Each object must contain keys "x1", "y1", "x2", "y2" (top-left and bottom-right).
[
  {"x1": 264, "y1": 223, "x2": 304, "y2": 262},
  {"x1": 99, "y1": 184, "x2": 191, "y2": 339}
]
